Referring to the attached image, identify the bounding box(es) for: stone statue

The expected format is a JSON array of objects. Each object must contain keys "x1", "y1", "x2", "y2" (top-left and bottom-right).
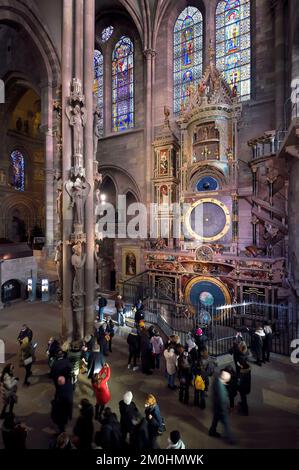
[
  {"x1": 71, "y1": 242, "x2": 86, "y2": 295},
  {"x1": 66, "y1": 178, "x2": 90, "y2": 228},
  {"x1": 66, "y1": 101, "x2": 86, "y2": 156},
  {"x1": 54, "y1": 240, "x2": 63, "y2": 287},
  {"x1": 93, "y1": 107, "x2": 102, "y2": 159},
  {"x1": 54, "y1": 170, "x2": 63, "y2": 224}
]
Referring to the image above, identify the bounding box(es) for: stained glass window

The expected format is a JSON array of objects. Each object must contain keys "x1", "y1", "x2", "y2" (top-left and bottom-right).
[
  {"x1": 101, "y1": 26, "x2": 114, "y2": 43},
  {"x1": 174, "y1": 7, "x2": 203, "y2": 114},
  {"x1": 10, "y1": 150, "x2": 25, "y2": 191},
  {"x1": 216, "y1": 0, "x2": 251, "y2": 100},
  {"x1": 94, "y1": 50, "x2": 104, "y2": 137},
  {"x1": 112, "y1": 36, "x2": 134, "y2": 132}
]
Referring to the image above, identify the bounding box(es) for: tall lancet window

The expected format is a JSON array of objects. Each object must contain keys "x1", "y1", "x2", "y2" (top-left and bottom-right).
[
  {"x1": 10, "y1": 150, "x2": 25, "y2": 191},
  {"x1": 112, "y1": 36, "x2": 134, "y2": 132},
  {"x1": 94, "y1": 49, "x2": 104, "y2": 136},
  {"x1": 173, "y1": 6, "x2": 203, "y2": 114},
  {"x1": 216, "y1": 0, "x2": 251, "y2": 100}
]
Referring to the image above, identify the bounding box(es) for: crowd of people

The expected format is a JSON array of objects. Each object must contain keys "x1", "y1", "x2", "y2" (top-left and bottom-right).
[{"x1": 0, "y1": 297, "x2": 274, "y2": 450}]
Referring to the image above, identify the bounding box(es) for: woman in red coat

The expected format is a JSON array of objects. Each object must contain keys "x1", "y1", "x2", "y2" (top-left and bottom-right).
[{"x1": 92, "y1": 363, "x2": 111, "y2": 421}]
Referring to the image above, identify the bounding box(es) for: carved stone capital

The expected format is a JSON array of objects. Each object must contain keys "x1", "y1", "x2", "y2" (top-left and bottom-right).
[{"x1": 143, "y1": 48, "x2": 157, "y2": 59}]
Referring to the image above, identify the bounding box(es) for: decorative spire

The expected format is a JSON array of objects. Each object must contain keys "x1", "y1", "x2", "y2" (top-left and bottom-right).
[{"x1": 208, "y1": 39, "x2": 215, "y2": 63}]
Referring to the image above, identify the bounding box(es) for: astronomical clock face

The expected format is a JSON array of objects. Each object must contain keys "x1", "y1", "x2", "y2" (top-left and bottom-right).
[{"x1": 185, "y1": 198, "x2": 231, "y2": 242}]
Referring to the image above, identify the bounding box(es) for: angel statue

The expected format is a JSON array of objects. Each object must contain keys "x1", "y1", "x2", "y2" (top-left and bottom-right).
[{"x1": 66, "y1": 103, "x2": 86, "y2": 156}]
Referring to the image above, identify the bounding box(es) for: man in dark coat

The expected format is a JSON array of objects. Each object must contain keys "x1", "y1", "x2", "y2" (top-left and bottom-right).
[
  {"x1": 51, "y1": 376, "x2": 73, "y2": 433},
  {"x1": 98, "y1": 295, "x2": 107, "y2": 321},
  {"x1": 119, "y1": 391, "x2": 139, "y2": 443},
  {"x1": 209, "y1": 370, "x2": 236, "y2": 445},
  {"x1": 238, "y1": 360, "x2": 251, "y2": 415},
  {"x1": 263, "y1": 322, "x2": 273, "y2": 362},
  {"x1": 177, "y1": 346, "x2": 192, "y2": 405},
  {"x1": 129, "y1": 413, "x2": 150, "y2": 451},
  {"x1": 94, "y1": 408, "x2": 123, "y2": 451},
  {"x1": 51, "y1": 350, "x2": 72, "y2": 387},
  {"x1": 127, "y1": 328, "x2": 141, "y2": 370},
  {"x1": 251, "y1": 327, "x2": 265, "y2": 366},
  {"x1": 73, "y1": 399, "x2": 94, "y2": 449},
  {"x1": 140, "y1": 329, "x2": 152, "y2": 375}
]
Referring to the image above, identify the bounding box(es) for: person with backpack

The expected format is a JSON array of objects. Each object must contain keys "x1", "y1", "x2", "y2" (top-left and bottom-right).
[
  {"x1": 98, "y1": 295, "x2": 107, "y2": 321},
  {"x1": 192, "y1": 359, "x2": 207, "y2": 409},
  {"x1": 150, "y1": 331, "x2": 164, "y2": 369},
  {"x1": 144, "y1": 394, "x2": 164, "y2": 449}
]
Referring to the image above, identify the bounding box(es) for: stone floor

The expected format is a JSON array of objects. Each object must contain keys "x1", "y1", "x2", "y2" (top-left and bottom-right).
[{"x1": 0, "y1": 300, "x2": 298, "y2": 449}]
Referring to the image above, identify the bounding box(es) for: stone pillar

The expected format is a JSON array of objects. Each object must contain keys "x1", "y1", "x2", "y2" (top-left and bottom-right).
[
  {"x1": 84, "y1": 0, "x2": 95, "y2": 335},
  {"x1": 271, "y1": 0, "x2": 286, "y2": 128},
  {"x1": 61, "y1": 0, "x2": 74, "y2": 339},
  {"x1": 41, "y1": 84, "x2": 55, "y2": 252}
]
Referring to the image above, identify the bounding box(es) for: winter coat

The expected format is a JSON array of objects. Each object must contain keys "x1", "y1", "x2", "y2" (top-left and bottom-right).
[
  {"x1": 51, "y1": 381, "x2": 73, "y2": 426},
  {"x1": 195, "y1": 334, "x2": 208, "y2": 352},
  {"x1": 239, "y1": 366, "x2": 251, "y2": 395},
  {"x1": 51, "y1": 357, "x2": 72, "y2": 384},
  {"x1": 127, "y1": 332, "x2": 141, "y2": 355},
  {"x1": 92, "y1": 365, "x2": 111, "y2": 405},
  {"x1": 263, "y1": 327, "x2": 273, "y2": 352},
  {"x1": 18, "y1": 328, "x2": 33, "y2": 343},
  {"x1": 211, "y1": 377, "x2": 229, "y2": 415},
  {"x1": 95, "y1": 414, "x2": 123, "y2": 451},
  {"x1": 167, "y1": 439, "x2": 186, "y2": 449},
  {"x1": 47, "y1": 340, "x2": 60, "y2": 359},
  {"x1": 19, "y1": 342, "x2": 35, "y2": 368},
  {"x1": 98, "y1": 297, "x2": 107, "y2": 309},
  {"x1": 145, "y1": 404, "x2": 163, "y2": 436},
  {"x1": 73, "y1": 405, "x2": 94, "y2": 449},
  {"x1": 140, "y1": 333, "x2": 152, "y2": 357},
  {"x1": 177, "y1": 353, "x2": 192, "y2": 382},
  {"x1": 163, "y1": 348, "x2": 177, "y2": 375},
  {"x1": 130, "y1": 418, "x2": 150, "y2": 451},
  {"x1": 119, "y1": 400, "x2": 139, "y2": 435},
  {"x1": 150, "y1": 336, "x2": 164, "y2": 355},
  {"x1": 1, "y1": 373, "x2": 18, "y2": 406},
  {"x1": 67, "y1": 349, "x2": 82, "y2": 376},
  {"x1": 251, "y1": 331, "x2": 265, "y2": 357}
]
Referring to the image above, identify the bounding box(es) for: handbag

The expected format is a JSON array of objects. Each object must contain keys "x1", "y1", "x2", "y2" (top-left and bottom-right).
[{"x1": 24, "y1": 356, "x2": 33, "y2": 366}]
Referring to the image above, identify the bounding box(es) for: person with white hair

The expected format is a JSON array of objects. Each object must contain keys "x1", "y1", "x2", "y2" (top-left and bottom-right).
[
  {"x1": 208, "y1": 370, "x2": 236, "y2": 445},
  {"x1": 119, "y1": 391, "x2": 139, "y2": 443}
]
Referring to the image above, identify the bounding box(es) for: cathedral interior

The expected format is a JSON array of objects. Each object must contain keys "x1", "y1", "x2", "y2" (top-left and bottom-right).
[{"x1": 0, "y1": 0, "x2": 298, "y2": 452}]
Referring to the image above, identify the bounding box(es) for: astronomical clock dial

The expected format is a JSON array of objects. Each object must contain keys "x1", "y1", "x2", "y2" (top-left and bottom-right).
[
  {"x1": 185, "y1": 198, "x2": 231, "y2": 242},
  {"x1": 195, "y1": 245, "x2": 214, "y2": 262}
]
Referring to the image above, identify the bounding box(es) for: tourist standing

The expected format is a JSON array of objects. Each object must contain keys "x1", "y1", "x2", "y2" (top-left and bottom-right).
[
  {"x1": 144, "y1": 394, "x2": 164, "y2": 449},
  {"x1": 166, "y1": 430, "x2": 186, "y2": 449},
  {"x1": 105, "y1": 317, "x2": 115, "y2": 353},
  {"x1": 98, "y1": 295, "x2": 107, "y2": 321},
  {"x1": 177, "y1": 345, "x2": 192, "y2": 405},
  {"x1": 209, "y1": 370, "x2": 236, "y2": 444},
  {"x1": 73, "y1": 398, "x2": 94, "y2": 449},
  {"x1": 17, "y1": 325, "x2": 33, "y2": 343},
  {"x1": 150, "y1": 331, "x2": 164, "y2": 369},
  {"x1": 92, "y1": 363, "x2": 111, "y2": 421},
  {"x1": 115, "y1": 294, "x2": 125, "y2": 326},
  {"x1": 0, "y1": 364, "x2": 19, "y2": 418},
  {"x1": 67, "y1": 340, "x2": 82, "y2": 389},
  {"x1": 263, "y1": 322, "x2": 273, "y2": 362},
  {"x1": 163, "y1": 345, "x2": 177, "y2": 390},
  {"x1": 140, "y1": 329, "x2": 153, "y2": 375},
  {"x1": 119, "y1": 391, "x2": 139, "y2": 443},
  {"x1": 19, "y1": 337, "x2": 35, "y2": 386},
  {"x1": 251, "y1": 326, "x2": 265, "y2": 366},
  {"x1": 51, "y1": 375, "x2": 73, "y2": 433},
  {"x1": 238, "y1": 360, "x2": 251, "y2": 416},
  {"x1": 127, "y1": 328, "x2": 140, "y2": 371}
]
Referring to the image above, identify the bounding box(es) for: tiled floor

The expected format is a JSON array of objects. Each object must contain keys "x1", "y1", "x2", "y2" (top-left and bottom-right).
[{"x1": 0, "y1": 301, "x2": 298, "y2": 449}]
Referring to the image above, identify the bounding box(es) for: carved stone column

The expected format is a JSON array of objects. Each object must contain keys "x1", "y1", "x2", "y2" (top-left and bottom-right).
[
  {"x1": 84, "y1": 0, "x2": 96, "y2": 335},
  {"x1": 271, "y1": 0, "x2": 286, "y2": 128}
]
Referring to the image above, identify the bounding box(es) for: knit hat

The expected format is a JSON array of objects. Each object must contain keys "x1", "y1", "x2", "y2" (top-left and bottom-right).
[
  {"x1": 170, "y1": 430, "x2": 181, "y2": 444},
  {"x1": 123, "y1": 391, "x2": 133, "y2": 405},
  {"x1": 196, "y1": 328, "x2": 203, "y2": 336}
]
